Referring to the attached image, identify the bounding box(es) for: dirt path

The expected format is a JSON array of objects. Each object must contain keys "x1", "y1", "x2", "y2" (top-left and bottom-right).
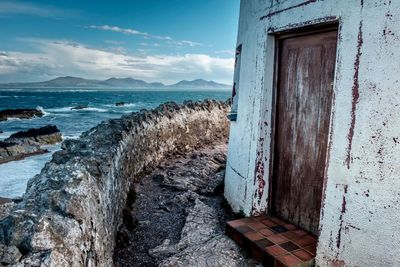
[{"x1": 113, "y1": 144, "x2": 257, "y2": 267}]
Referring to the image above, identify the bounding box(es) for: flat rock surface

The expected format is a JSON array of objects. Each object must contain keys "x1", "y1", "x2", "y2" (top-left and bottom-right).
[
  {"x1": 0, "y1": 125, "x2": 62, "y2": 164},
  {"x1": 5, "y1": 125, "x2": 62, "y2": 146},
  {"x1": 113, "y1": 144, "x2": 258, "y2": 267}
]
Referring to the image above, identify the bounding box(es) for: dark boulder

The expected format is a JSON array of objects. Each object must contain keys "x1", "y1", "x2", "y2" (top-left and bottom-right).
[
  {"x1": 6, "y1": 125, "x2": 62, "y2": 146},
  {"x1": 0, "y1": 109, "x2": 44, "y2": 121},
  {"x1": 116, "y1": 102, "x2": 126, "y2": 106},
  {"x1": 71, "y1": 105, "x2": 88, "y2": 110},
  {"x1": 9, "y1": 125, "x2": 59, "y2": 138}
]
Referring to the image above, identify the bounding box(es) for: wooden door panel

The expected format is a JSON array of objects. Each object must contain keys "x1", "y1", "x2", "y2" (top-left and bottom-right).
[{"x1": 272, "y1": 30, "x2": 337, "y2": 235}]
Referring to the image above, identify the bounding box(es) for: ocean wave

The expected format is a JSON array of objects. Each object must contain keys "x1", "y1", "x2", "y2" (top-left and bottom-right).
[
  {"x1": 44, "y1": 90, "x2": 97, "y2": 93},
  {"x1": 83, "y1": 107, "x2": 108, "y2": 112},
  {"x1": 0, "y1": 143, "x2": 60, "y2": 198},
  {"x1": 52, "y1": 113, "x2": 72, "y2": 117},
  {"x1": 62, "y1": 134, "x2": 81, "y2": 140},
  {"x1": 0, "y1": 131, "x2": 13, "y2": 140},
  {"x1": 18, "y1": 89, "x2": 107, "y2": 93},
  {"x1": 36, "y1": 106, "x2": 49, "y2": 116},
  {"x1": 47, "y1": 107, "x2": 74, "y2": 112},
  {"x1": 105, "y1": 103, "x2": 137, "y2": 108},
  {"x1": 0, "y1": 89, "x2": 22, "y2": 92},
  {"x1": 122, "y1": 103, "x2": 137, "y2": 107},
  {"x1": 47, "y1": 106, "x2": 108, "y2": 113},
  {"x1": 4, "y1": 117, "x2": 23, "y2": 121}
]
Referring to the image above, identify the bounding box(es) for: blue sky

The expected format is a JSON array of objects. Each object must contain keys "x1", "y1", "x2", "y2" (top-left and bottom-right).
[{"x1": 0, "y1": 0, "x2": 240, "y2": 84}]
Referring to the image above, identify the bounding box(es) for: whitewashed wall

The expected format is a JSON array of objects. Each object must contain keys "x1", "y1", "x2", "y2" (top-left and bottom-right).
[{"x1": 224, "y1": 0, "x2": 400, "y2": 266}]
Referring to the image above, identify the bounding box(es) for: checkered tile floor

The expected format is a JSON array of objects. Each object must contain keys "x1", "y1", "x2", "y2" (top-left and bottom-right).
[{"x1": 225, "y1": 215, "x2": 317, "y2": 266}]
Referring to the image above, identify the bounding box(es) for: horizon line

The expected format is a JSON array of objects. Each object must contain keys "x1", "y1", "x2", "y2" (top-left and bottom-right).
[{"x1": 0, "y1": 75, "x2": 232, "y2": 86}]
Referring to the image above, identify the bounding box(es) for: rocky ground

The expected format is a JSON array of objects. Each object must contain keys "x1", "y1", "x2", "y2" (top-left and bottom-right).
[{"x1": 113, "y1": 143, "x2": 258, "y2": 267}]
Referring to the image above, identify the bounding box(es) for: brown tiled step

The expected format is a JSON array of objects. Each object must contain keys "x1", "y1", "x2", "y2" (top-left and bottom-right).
[{"x1": 225, "y1": 215, "x2": 316, "y2": 267}]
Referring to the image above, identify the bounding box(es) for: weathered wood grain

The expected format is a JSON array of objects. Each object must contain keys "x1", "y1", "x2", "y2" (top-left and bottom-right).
[{"x1": 272, "y1": 30, "x2": 337, "y2": 235}]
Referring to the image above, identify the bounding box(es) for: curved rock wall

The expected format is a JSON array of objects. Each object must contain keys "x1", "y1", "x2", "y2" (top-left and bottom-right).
[{"x1": 0, "y1": 100, "x2": 229, "y2": 267}]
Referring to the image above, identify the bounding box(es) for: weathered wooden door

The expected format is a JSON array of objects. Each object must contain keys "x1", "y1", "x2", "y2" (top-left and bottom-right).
[{"x1": 272, "y1": 29, "x2": 337, "y2": 235}]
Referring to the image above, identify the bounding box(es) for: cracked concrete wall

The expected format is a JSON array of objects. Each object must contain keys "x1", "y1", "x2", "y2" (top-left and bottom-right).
[{"x1": 224, "y1": 0, "x2": 400, "y2": 266}]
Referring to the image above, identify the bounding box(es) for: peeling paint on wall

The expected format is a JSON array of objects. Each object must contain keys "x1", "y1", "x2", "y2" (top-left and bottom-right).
[
  {"x1": 336, "y1": 184, "x2": 348, "y2": 255},
  {"x1": 260, "y1": 0, "x2": 321, "y2": 20},
  {"x1": 267, "y1": 16, "x2": 338, "y2": 33},
  {"x1": 254, "y1": 151, "x2": 265, "y2": 205},
  {"x1": 252, "y1": 110, "x2": 268, "y2": 215},
  {"x1": 345, "y1": 20, "x2": 363, "y2": 169}
]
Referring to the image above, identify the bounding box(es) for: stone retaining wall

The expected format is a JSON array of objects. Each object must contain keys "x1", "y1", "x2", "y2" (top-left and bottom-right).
[{"x1": 0, "y1": 100, "x2": 229, "y2": 267}]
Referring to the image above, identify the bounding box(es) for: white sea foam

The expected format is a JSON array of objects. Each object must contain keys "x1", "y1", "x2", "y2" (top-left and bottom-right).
[
  {"x1": 0, "y1": 144, "x2": 61, "y2": 198},
  {"x1": 36, "y1": 106, "x2": 49, "y2": 116},
  {"x1": 5, "y1": 117, "x2": 22, "y2": 121},
  {"x1": 47, "y1": 107, "x2": 74, "y2": 112},
  {"x1": 83, "y1": 107, "x2": 108, "y2": 112},
  {"x1": 105, "y1": 103, "x2": 136, "y2": 108},
  {"x1": 0, "y1": 131, "x2": 13, "y2": 140},
  {"x1": 121, "y1": 103, "x2": 137, "y2": 107},
  {"x1": 47, "y1": 106, "x2": 108, "y2": 113},
  {"x1": 62, "y1": 134, "x2": 81, "y2": 139}
]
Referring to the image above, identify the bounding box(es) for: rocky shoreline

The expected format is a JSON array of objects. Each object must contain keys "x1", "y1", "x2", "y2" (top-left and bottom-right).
[
  {"x1": 0, "y1": 100, "x2": 231, "y2": 266},
  {"x1": 0, "y1": 125, "x2": 62, "y2": 164}
]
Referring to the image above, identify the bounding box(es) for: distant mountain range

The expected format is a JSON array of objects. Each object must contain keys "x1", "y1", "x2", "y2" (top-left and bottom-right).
[{"x1": 0, "y1": 76, "x2": 231, "y2": 90}]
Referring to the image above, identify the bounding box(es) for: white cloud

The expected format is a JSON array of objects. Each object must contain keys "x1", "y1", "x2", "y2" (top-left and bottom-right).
[
  {"x1": 215, "y1": 49, "x2": 235, "y2": 56},
  {"x1": 139, "y1": 42, "x2": 161, "y2": 47},
  {"x1": 88, "y1": 24, "x2": 202, "y2": 47},
  {"x1": 88, "y1": 25, "x2": 148, "y2": 37},
  {"x1": 104, "y1": 40, "x2": 125, "y2": 45},
  {"x1": 0, "y1": 40, "x2": 234, "y2": 84},
  {"x1": 175, "y1": 40, "x2": 203, "y2": 47}
]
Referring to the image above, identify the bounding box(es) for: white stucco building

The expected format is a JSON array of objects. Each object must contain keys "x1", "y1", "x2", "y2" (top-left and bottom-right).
[{"x1": 224, "y1": 0, "x2": 400, "y2": 266}]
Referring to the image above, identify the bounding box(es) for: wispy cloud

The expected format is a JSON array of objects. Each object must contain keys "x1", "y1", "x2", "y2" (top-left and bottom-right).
[
  {"x1": 177, "y1": 40, "x2": 203, "y2": 47},
  {"x1": 88, "y1": 24, "x2": 202, "y2": 47},
  {"x1": 214, "y1": 49, "x2": 235, "y2": 56},
  {"x1": 0, "y1": 39, "x2": 233, "y2": 84},
  {"x1": 0, "y1": 1, "x2": 77, "y2": 18},
  {"x1": 88, "y1": 25, "x2": 150, "y2": 37},
  {"x1": 104, "y1": 40, "x2": 125, "y2": 45},
  {"x1": 139, "y1": 42, "x2": 161, "y2": 47}
]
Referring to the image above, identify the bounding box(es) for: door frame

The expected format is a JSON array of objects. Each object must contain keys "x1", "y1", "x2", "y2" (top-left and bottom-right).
[{"x1": 267, "y1": 23, "x2": 339, "y2": 222}]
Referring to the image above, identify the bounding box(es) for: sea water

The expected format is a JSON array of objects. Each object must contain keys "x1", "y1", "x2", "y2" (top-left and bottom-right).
[{"x1": 0, "y1": 89, "x2": 230, "y2": 198}]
